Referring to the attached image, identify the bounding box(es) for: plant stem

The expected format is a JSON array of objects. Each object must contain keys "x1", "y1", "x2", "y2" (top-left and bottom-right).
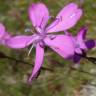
[{"x1": 0, "y1": 52, "x2": 53, "y2": 72}]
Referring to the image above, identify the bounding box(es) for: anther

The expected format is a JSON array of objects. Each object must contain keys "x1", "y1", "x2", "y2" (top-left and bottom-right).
[
  {"x1": 49, "y1": 35, "x2": 56, "y2": 40},
  {"x1": 39, "y1": 41, "x2": 45, "y2": 48}
]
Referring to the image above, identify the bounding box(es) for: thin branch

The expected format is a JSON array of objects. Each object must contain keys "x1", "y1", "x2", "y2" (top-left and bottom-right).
[
  {"x1": 78, "y1": 53, "x2": 96, "y2": 64},
  {"x1": 47, "y1": 56, "x2": 96, "y2": 77},
  {"x1": 0, "y1": 52, "x2": 53, "y2": 72},
  {"x1": 0, "y1": 52, "x2": 96, "y2": 77},
  {"x1": 70, "y1": 66, "x2": 96, "y2": 77}
]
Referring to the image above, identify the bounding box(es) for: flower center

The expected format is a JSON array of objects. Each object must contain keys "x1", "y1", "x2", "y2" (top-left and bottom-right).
[
  {"x1": 35, "y1": 27, "x2": 47, "y2": 41},
  {"x1": 75, "y1": 43, "x2": 80, "y2": 48}
]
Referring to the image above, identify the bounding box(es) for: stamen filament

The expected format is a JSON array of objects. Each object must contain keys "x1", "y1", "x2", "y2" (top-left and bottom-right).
[
  {"x1": 28, "y1": 44, "x2": 34, "y2": 56},
  {"x1": 46, "y1": 17, "x2": 61, "y2": 31}
]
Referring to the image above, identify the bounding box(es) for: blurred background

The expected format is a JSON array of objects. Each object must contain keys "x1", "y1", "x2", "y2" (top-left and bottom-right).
[{"x1": 0, "y1": 0, "x2": 96, "y2": 96}]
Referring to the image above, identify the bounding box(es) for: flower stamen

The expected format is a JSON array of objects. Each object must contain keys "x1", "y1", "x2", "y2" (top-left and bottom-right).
[
  {"x1": 28, "y1": 44, "x2": 34, "y2": 56},
  {"x1": 46, "y1": 17, "x2": 62, "y2": 31}
]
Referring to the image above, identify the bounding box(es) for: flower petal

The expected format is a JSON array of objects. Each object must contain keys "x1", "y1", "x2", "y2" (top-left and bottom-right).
[
  {"x1": 44, "y1": 35, "x2": 74, "y2": 59},
  {"x1": 0, "y1": 23, "x2": 6, "y2": 38},
  {"x1": 0, "y1": 23, "x2": 11, "y2": 45},
  {"x1": 47, "y1": 3, "x2": 82, "y2": 33},
  {"x1": 85, "y1": 40, "x2": 96, "y2": 49},
  {"x1": 76, "y1": 26, "x2": 87, "y2": 50},
  {"x1": 28, "y1": 43, "x2": 44, "y2": 83},
  {"x1": 6, "y1": 35, "x2": 35, "y2": 48},
  {"x1": 28, "y1": 3, "x2": 49, "y2": 29}
]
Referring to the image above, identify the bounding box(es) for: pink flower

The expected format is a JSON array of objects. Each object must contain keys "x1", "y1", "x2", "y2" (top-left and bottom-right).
[
  {"x1": 70, "y1": 27, "x2": 96, "y2": 63},
  {"x1": 5, "y1": 3, "x2": 82, "y2": 83}
]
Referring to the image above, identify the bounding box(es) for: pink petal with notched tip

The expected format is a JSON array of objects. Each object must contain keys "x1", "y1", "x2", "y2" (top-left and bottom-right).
[
  {"x1": 47, "y1": 3, "x2": 82, "y2": 33},
  {"x1": 44, "y1": 35, "x2": 74, "y2": 59},
  {"x1": 28, "y1": 3, "x2": 49, "y2": 30},
  {"x1": 28, "y1": 43, "x2": 44, "y2": 83},
  {"x1": 6, "y1": 35, "x2": 36, "y2": 48}
]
